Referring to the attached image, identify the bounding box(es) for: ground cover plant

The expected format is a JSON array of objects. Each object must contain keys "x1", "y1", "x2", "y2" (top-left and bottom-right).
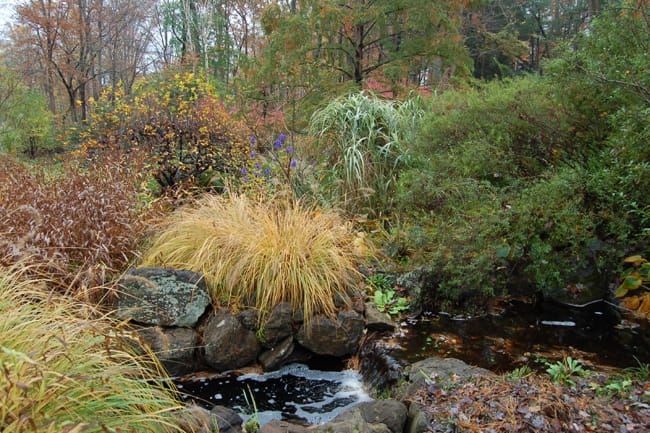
[
  {"x1": 0, "y1": 155, "x2": 158, "y2": 298},
  {"x1": 142, "y1": 193, "x2": 366, "y2": 321},
  {"x1": 0, "y1": 266, "x2": 184, "y2": 433}
]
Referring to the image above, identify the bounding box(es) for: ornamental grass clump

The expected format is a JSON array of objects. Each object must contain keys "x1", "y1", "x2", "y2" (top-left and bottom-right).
[
  {"x1": 142, "y1": 194, "x2": 365, "y2": 321},
  {"x1": 0, "y1": 266, "x2": 183, "y2": 433}
]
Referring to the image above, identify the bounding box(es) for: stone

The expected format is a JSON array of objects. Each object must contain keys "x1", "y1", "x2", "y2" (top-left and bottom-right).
[
  {"x1": 364, "y1": 303, "x2": 396, "y2": 332},
  {"x1": 395, "y1": 269, "x2": 436, "y2": 315},
  {"x1": 137, "y1": 326, "x2": 199, "y2": 376},
  {"x1": 397, "y1": 356, "x2": 493, "y2": 399},
  {"x1": 210, "y1": 405, "x2": 243, "y2": 433},
  {"x1": 356, "y1": 400, "x2": 407, "y2": 433},
  {"x1": 296, "y1": 310, "x2": 364, "y2": 357},
  {"x1": 317, "y1": 408, "x2": 392, "y2": 433},
  {"x1": 260, "y1": 303, "x2": 293, "y2": 348},
  {"x1": 238, "y1": 309, "x2": 259, "y2": 331},
  {"x1": 259, "y1": 420, "x2": 309, "y2": 433},
  {"x1": 175, "y1": 405, "x2": 216, "y2": 433},
  {"x1": 334, "y1": 291, "x2": 352, "y2": 309},
  {"x1": 405, "y1": 403, "x2": 429, "y2": 433},
  {"x1": 117, "y1": 268, "x2": 210, "y2": 327},
  {"x1": 203, "y1": 310, "x2": 261, "y2": 371},
  {"x1": 259, "y1": 336, "x2": 295, "y2": 371}
]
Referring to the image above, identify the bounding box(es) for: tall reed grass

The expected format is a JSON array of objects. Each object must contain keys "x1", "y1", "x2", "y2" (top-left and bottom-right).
[
  {"x1": 0, "y1": 265, "x2": 184, "y2": 433},
  {"x1": 142, "y1": 194, "x2": 365, "y2": 321}
]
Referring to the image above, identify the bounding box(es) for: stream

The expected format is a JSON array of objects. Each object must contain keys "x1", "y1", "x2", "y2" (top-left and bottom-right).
[{"x1": 176, "y1": 299, "x2": 650, "y2": 424}]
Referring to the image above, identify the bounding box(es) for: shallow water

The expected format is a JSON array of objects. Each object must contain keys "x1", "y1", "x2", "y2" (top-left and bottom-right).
[
  {"x1": 176, "y1": 364, "x2": 371, "y2": 425},
  {"x1": 390, "y1": 300, "x2": 650, "y2": 372}
]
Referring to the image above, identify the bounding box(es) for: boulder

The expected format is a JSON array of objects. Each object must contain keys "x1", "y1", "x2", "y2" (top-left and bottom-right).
[
  {"x1": 238, "y1": 309, "x2": 259, "y2": 331},
  {"x1": 137, "y1": 326, "x2": 199, "y2": 375},
  {"x1": 203, "y1": 310, "x2": 261, "y2": 371},
  {"x1": 117, "y1": 268, "x2": 210, "y2": 327},
  {"x1": 356, "y1": 400, "x2": 407, "y2": 433},
  {"x1": 296, "y1": 310, "x2": 364, "y2": 357},
  {"x1": 405, "y1": 403, "x2": 430, "y2": 433},
  {"x1": 364, "y1": 303, "x2": 396, "y2": 332},
  {"x1": 259, "y1": 336, "x2": 295, "y2": 371},
  {"x1": 395, "y1": 269, "x2": 436, "y2": 315},
  {"x1": 260, "y1": 303, "x2": 293, "y2": 348},
  {"x1": 316, "y1": 407, "x2": 392, "y2": 433},
  {"x1": 176, "y1": 404, "x2": 242, "y2": 433},
  {"x1": 259, "y1": 420, "x2": 309, "y2": 433},
  {"x1": 397, "y1": 356, "x2": 493, "y2": 399},
  {"x1": 210, "y1": 405, "x2": 243, "y2": 433}
]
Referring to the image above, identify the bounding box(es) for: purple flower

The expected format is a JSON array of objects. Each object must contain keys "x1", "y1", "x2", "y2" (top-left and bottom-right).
[
  {"x1": 278, "y1": 133, "x2": 287, "y2": 144},
  {"x1": 250, "y1": 150, "x2": 257, "y2": 158},
  {"x1": 250, "y1": 135, "x2": 257, "y2": 146},
  {"x1": 290, "y1": 159, "x2": 297, "y2": 168},
  {"x1": 286, "y1": 145, "x2": 294, "y2": 154},
  {"x1": 254, "y1": 162, "x2": 262, "y2": 170},
  {"x1": 263, "y1": 167, "x2": 271, "y2": 176},
  {"x1": 240, "y1": 167, "x2": 248, "y2": 175},
  {"x1": 273, "y1": 139, "x2": 283, "y2": 150}
]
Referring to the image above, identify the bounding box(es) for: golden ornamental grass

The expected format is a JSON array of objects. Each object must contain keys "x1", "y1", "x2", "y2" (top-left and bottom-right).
[
  {"x1": 142, "y1": 194, "x2": 365, "y2": 321},
  {"x1": 0, "y1": 266, "x2": 184, "y2": 433}
]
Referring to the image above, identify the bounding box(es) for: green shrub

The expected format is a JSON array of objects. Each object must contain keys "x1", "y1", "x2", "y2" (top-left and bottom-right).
[{"x1": 0, "y1": 267, "x2": 183, "y2": 432}]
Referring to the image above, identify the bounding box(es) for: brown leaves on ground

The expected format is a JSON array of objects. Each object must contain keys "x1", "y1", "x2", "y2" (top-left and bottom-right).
[{"x1": 411, "y1": 375, "x2": 650, "y2": 433}]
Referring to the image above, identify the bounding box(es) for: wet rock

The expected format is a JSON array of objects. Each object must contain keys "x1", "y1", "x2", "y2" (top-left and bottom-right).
[
  {"x1": 204, "y1": 310, "x2": 261, "y2": 371},
  {"x1": 364, "y1": 303, "x2": 396, "y2": 332},
  {"x1": 238, "y1": 309, "x2": 259, "y2": 331},
  {"x1": 317, "y1": 407, "x2": 392, "y2": 433},
  {"x1": 261, "y1": 303, "x2": 293, "y2": 348},
  {"x1": 259, "y1": 336, "x2": 295, "y2": 371},
  {"x1": 137, "y1": 326, "x2": 199, "y2": 375},
  {"x1": 210, "y1": 405, "x2": 243, "y2": 433},
  {"x1": 405, "y1": 403, "x2": 430, "y2": 433},
  {"x1": 296, "y1": 310, "x2": 364, "y2": 357},
  {"x1": 356, "y1": 400, "x2": 408, "y2": 433},
  {"x1": 117, "y1": 268, "x2": 210, "y2": 327},
  {"x1": 259, "y1": 420, "x2": 309, "y2": 433},
  {"x1": 359, "y1": 335, "x2": 405, "y2": 389},
  {"x1": 395, "y1": 269, "x2": 435, "y2": 316}
]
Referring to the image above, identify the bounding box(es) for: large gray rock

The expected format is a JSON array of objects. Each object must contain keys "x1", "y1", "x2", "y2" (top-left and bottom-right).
[
  {"x1": 203, "y1": 310, "x2": 261, "y2": 371},
  {"x1": 210, "y1": 405, "x2": 243, "y2": 433},
  {"x1": 364, "y1": 303, "x2": 396, "y2": 332},
  {"x1": 259, "y1": 336, "x2": 295, "y2": 371},
  {"x1": 137, "y1": 326, "x2": 199, "y2": 375},
  {"x1": 117, "y1": 268, "x2": 210, "y2": 327},
  {"x1": 296, "y1": 310, "x2": 364, "y2": 357},
  {"x1": 316, "y1": 407, "x2": 392, "y2": 433},
  {"x1": 356, "y1": 400, "x2": 407, "y2": 433},
  {"x1": 397, "y1": 356, "x2": 493, "y2": 399},
  {"x1": 259, "y1": 420, "x2": 308, "y2": 433},
  {"x1": 260, "y1": 303, "x2": 293, "y2": 348}
]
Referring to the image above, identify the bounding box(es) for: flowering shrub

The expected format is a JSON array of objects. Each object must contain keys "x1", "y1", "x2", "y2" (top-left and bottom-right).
[{"x1": 81, "y1": 71, "x2": 250, "y2": 192}]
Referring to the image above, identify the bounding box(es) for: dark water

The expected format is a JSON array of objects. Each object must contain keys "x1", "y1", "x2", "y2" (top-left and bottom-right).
[
  {"x1": 389, "y1": 300, "x2": 650, "y2": 372},
  {"x1": 176, "y1": 364, "x2": 370, "y2": 425}
]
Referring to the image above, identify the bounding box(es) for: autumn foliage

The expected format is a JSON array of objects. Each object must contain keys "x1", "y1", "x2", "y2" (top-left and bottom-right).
[
  {"x1": 0, "y1": 155, "x2": 157, "y2": 297},
  {"x1": 81, "y1": 71, "x2": 250, "y2": 192}
]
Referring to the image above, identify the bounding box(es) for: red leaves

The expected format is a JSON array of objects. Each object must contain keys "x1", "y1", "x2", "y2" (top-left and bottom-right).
[{"x1": 0, "y1": 154, "x2": 158, "y2": 298}]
